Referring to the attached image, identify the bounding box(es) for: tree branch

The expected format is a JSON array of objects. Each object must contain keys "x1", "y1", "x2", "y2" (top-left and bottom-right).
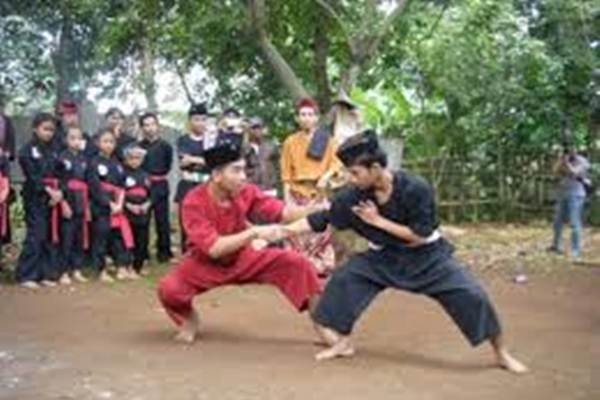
[
  {"x1": 246, "y1": 0, "x2": 308, "y2": 100},
  {"x1": 174, "y1": 61, "x2": 194, "y2": 105},
  {"x1": 415, "y1": 1, "x2": 449, "y2": 47},
  {"x1": 315, "y1": 0, "x2": 352, "y2": 49},
  {"x1": 365, "y1": 0, "x2": 410, "y2": 57}
]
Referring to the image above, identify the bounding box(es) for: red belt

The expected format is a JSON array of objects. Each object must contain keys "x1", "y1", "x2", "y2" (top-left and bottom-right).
[
  {"x1": 67, "y1": 178, "x2": 91, "y2": 250},
  {"x1": 149, "y1": 174, "x2": 168, "y2": 184},
  {"x1": 126, "y1": 186, "x2": 149, "y2": 198},
  {"x1": 0, "y1": 175, "x2": 9, "y2": 238},
  {"x1": 100, "y1": 182, "x2": 134, "y2": 249},
  {"x1": 42, "y1": 177, "x2": 60, "y2": 244}
]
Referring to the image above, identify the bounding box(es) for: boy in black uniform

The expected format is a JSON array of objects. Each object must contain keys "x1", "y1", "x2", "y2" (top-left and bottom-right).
[
  {"x1": 88, "y1": 128, "x2": 134, "y2": 282},
  {"x1": 58, "y1": 126, "x2": 90, "y2": 284},
  {"x1": 15, "y1": 113, "x2": 64, "y2": 289},
  {"x1": 139, "y1": 112, "x2": 174, "y2": 262},
  {"x1": 283, "y1": 130, "x2": 529, "y2": 374},
  {"x1": 122, "y1": 144, "x2": 152, "y2": 277},
  {"x1": 175, "y1": 103, "x2": 209, "y2": 253}
]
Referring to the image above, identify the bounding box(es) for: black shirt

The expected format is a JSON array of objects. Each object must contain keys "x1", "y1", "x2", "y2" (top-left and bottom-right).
[
  {"x1": 140, "y1": 137, "x2": 173, "y2": 176},
  {"x1": 59, "y1": 149, "x2": 88, "y2": 216},
  {"x1": 308, "y1": 171, "x2": 439, "y2": 251},
  {"x1": 87, "y1": 154, "x2": 125, "y2": 217},
  {"x1": 123, "y1": 167, "x2": 150, "y2": 204},
  {"x1": 18, "y1": 138, "x2": 62, "y2": 204},
  {"x1": 176, "y1": 134, "x2": 207, "y2": 173}
]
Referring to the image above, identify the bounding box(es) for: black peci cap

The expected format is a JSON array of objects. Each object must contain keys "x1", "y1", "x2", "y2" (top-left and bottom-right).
[{"x1": 336, "y1": 129, "x2": 380, "y2": 166}]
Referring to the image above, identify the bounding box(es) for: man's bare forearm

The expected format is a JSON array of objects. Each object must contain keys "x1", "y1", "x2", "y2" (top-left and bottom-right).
[
  {"x1": 207, "y1": 228, "x2": 257, "y2": 259},
  {"x1": 371, "y1": 216, "x2": 424, "y2": 245},
  {"x1": 281, "y1": 203, "x2": 327, "y2": 223},
  {"x1": 283, "y1": 218, "x2": 313, "y2": 236}
]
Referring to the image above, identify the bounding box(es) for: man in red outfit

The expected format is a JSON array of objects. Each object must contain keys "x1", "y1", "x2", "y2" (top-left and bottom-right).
[{"x1": 157, "y1": 137, "x2": 323, "y2": 343}]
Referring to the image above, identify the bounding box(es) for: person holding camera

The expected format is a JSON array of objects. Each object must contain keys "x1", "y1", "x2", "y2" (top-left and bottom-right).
[{"x1": 548, "y1": 144, "x2": 590, "y2": 260}]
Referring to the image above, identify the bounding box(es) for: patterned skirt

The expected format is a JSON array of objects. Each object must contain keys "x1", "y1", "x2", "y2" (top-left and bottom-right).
[{"x1": 285, "y1": 191, "x2": 336, "y2": 276}]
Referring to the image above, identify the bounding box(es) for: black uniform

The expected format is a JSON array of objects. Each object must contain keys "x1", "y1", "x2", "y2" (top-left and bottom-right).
[
  {"x1": 58, "y1": 149, "x2": 89, "y2": 274},
  {"x1": 139, "y1": 137, "x2": 173, "y2": 261},
  {"x1": 123, "y1": 166, "x2": 151, "y2": 272},
  {"x1": 15, "y1": 138, "x2": 63, "y2": 283},
  {"x1": 307, "y1": 171, "x2": 501, "y2": 346},
  {"x1": 88, "y1": 154, "x2": 132, "y2": 271},
  {"x1": 175, "y1": 134, "x2": 208, "y2": 253}
]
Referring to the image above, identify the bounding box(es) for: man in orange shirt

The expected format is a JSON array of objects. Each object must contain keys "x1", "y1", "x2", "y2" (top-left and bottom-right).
[{"x1": 280, "y1": 98, "x2": 341, "y2": 275}]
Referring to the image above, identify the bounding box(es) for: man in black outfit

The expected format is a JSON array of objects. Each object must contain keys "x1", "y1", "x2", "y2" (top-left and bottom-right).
[
  {"x1": 283, "y1": 130, "x2": 529, "y2": 374},
  {"x1": 139, "y1": 112, "x2": 174, "y2": 262}
]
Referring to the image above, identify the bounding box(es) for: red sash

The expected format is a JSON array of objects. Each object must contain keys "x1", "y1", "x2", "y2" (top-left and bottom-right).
[
  {"x1": 149, "y1": 174, "x2": 168, "y2": 184},
  {"x1": 100, "y1": 182, "x2": 134, "y2": 249},
  {"x1": 0, "y1": 175, "x2": 9, "y2": 238},
  {"x1": 126, "y1": 186, "x2": 149, "y2": 198},
  {"x1": 42, "y1": 177, "x2": 61, "y2": 244},
  {"x1": 67, "y1": 179, "x2": 91, "y2": 250}
]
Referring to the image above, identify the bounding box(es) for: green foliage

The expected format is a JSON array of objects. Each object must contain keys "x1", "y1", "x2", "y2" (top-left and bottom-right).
[{"x1": 0, "y1": 0, "x2": 596, "y2": 222}]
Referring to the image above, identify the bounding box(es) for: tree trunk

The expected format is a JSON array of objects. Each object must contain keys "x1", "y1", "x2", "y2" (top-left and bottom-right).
[
  {"x1": 53, "y1": 16, "x2": 84, "y2": 104},
  {"x1": 140, "y1": 37, "x2": 158, "y2": 111},
  {"x1": 313, "y1": 18, "x2": 332, "y2": 110}
]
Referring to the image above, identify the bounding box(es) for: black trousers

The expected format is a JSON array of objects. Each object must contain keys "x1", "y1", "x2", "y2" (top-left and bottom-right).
[
  {"x1": 312, "y1": 242, "x2": 502, "y2": 346},
  {"x1": 150, "y1": 182, "x2": 172, "y2": 260},
  {"x1": 60, "y1": 214, "x2": 86, "y2": 274},
  {"x1": 128, "y1": 215, "x2": 150, "y2": 272},
  {"x1": 90, "y1": 216, "x2": 132, "y2": 271},
  {"x1": 175, "y1": 179, "x2": 200, "y2": 254},
  {"x1": 15, "y1": 200, "x2": 59, "y2": 282}
]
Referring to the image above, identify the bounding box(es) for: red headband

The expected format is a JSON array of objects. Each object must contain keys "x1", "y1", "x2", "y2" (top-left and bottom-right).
[
  {"x1": 295, "y1": 97, "x2": 319, "y2": 113},
  {"x1": 58, "y1": 101, "x2": 78, "y2": 115}
]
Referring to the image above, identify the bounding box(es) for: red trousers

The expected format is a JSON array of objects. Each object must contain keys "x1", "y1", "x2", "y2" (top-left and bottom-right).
[{"x1": 157, "y1": 246, "x2": 322, "y2": 325}]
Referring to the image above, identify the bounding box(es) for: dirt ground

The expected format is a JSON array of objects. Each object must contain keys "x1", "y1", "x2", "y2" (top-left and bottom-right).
[{"x1": 0, "y1": 224, "x2": 598, "y2": 400}]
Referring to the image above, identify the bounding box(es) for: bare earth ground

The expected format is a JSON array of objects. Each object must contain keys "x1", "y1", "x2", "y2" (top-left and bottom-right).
[{"x1": 0, "y1": 224, "x2": 598, "y2": 400}]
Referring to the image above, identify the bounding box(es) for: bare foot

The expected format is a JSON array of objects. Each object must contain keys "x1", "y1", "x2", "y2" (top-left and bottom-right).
[
  {"x1": 312, "y1": 322, "x2": 339, "y2": 347},
  {"x1": 115, "y1": 268, "x2": 129, "y2": 281},
  {"x1": 99, "y1": 271, "x2": 115, "y2": 283},
  {"x1": 128, "y1": 269, "x2": 141, "y2": 280},
  {"x1": 496, "y1": 350, "x2": 529, "y2": 374},
  {"x1": 173, "y1": 309, "x2": 200, "y2": 344},
  {"x1": 315, "y1": 338, "x2": 355, "y2": 361},
  {"x1": 20, "y1": 281, "x2": 40, "y2": 290},
  {"x1": 59, "y1": 274, "x2": 72, "y2": 285},
  {"x1": 72, "y1": 270, "x2": 88, "y2": 283}
]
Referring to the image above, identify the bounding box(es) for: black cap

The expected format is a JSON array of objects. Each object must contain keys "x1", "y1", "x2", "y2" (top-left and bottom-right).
[
  {"x1": 336, "y1": 129, "x2": 380, "y2": 166},
  {"x1": 222, "y1": 107, "x2": 241, "y2": 118},
  {"x1": 204, "y1": 135, "x2": 244, "y2": 172},
  {"x1": 188, "y1": 103, "x2": 208, "y2": 118}
]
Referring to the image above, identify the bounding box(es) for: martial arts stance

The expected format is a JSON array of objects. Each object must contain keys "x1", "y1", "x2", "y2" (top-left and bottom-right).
[
  {"x1": 284, "y1": 130, "x2": 529, "y2": 374},
  {"x1": 157, "y1": 137, "x2": 323, "y2": 344}
]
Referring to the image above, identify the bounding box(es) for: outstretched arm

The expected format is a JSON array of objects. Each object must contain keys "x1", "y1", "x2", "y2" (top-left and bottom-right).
[{"x1": 283, "y1": 217, "x2": 314, "y2": 237}]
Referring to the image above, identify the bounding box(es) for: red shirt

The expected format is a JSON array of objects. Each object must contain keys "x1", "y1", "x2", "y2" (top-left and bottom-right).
[{"x1": 181, "y1": 183, "x2": 284, "y2": 265}]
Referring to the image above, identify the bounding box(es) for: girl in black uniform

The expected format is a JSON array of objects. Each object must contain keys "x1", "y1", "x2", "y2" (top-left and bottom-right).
[
  {"x1": 58, "y1": 126, "x2": 90, "y2": 284},
  {"x1": 88, "y1": 128, "x2": 133, "y2": 282},
  {"x1": 122, "y1": 144, "x2": 152, "y2": 277},
  {"x1": 15, "y1": 113, "x2": 64, "y2": 289}
]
